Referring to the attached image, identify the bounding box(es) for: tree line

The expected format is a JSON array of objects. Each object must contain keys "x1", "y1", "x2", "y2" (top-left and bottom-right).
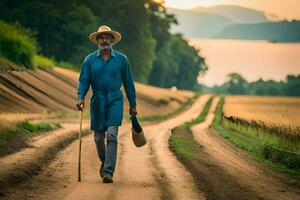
[
  {"x1": 0, "y1": 0, "x2": 207, "y2": 90},
  {"x1": 202, "y1": 73, "x2": 300, "y2": 96}
]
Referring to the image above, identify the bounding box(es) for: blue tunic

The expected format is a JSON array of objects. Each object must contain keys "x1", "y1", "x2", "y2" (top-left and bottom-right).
[{"x1": 77, "y1": 48, "x2": 136, "y2": 131}]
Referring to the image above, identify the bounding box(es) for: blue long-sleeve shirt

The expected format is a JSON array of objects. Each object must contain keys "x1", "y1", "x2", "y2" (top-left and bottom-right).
[
  {"x1": 77, "y1": 48, "x2": 136, "y2": 107},
  {"x1": 77, "y1": 48, "x2": 137, "y2": 131}
]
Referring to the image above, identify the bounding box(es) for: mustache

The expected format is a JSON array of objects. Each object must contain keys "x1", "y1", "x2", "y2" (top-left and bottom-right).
[{"x1": 98, "y1": 44, "x2": 111, "y2": 50}]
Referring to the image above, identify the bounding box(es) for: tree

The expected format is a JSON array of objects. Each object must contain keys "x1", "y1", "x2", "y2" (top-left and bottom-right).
[
  {"x1": 284, "y1": 75, "x2": 300, "y2": 96},
  {"x1": 0, "y1": 0, "x2": 98, "y2": 64},
  {"x1": 149, "y1": 33, "x2": 207, "y2": 90},
  {"x1": 203, "y1": 73, "x2": 300, "y2": 96},
  {"x1": 249, "y1": 79, "x2": 283, "y2": 96},
  {"x1": 0, "y1": 0, "x2": 208, "y2": 87},
  {"x1": 147, "y1": 0, "x2": 207, "y2": 90},
  {"x1": 223, "y1": 73, "x2": 248, "y2": 94},
  {"x1": 83, "y1": 0, "x2": 156, "y2": 83},
  {"x1": 146, "y1": 0, "x2": 177, "y2": 51}
]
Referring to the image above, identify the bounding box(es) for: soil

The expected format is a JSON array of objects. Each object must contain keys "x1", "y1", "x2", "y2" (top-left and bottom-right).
[
  {"x1": 0, "y1": 94, "x2": 211, "y2": 200},
  {"x1": 190, "y1": 97, "x2": 300, "y2": 200},
  {"x1": 1, "y1": 95, "x2": 299, "y2": 200},
  {"x1": 171, "y1": 127, "x2": 264, "y2": 200}
]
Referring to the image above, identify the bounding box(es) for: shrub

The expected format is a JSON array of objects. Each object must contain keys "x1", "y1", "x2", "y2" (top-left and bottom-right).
[
  {"x1": 33, "y1": 55, "x2": 54, "y2": 69},
  {"x1": 16, "y1": 121, "x2": 52, "y2": 132},
  {"x1": 0, "y1": 21, "x2": 38, "y2": 69},
  {"x1": 261, "y1": 141, "x2": 300, "y2": 169}
]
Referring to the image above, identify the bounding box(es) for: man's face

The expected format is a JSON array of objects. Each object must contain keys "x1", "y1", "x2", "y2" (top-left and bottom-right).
[{"x1": 97, "y1": 34, "x2": 113, "y2": 50}]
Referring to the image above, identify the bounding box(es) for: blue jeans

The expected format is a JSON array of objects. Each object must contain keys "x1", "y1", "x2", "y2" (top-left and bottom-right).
[{"x1": 94, "y1": 126, "x2": 119, "y2": 176}]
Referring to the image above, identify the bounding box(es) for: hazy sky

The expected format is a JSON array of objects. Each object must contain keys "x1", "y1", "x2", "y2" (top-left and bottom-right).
[
  {"x1": 189, "y1": 39, "x2": 300, "y2": 86},
  {"x1": 163, "y1": 0, "x2": 300, "y2": 20}
]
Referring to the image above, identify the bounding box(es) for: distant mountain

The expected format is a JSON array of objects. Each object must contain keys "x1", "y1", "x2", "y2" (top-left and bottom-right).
[
  {"x1": 167, "y1": 6, "x2": 300, "y2": 42},
  {"x1": 167, "y1": 7, "x2": 234, "y2": 38},
  {"x1": 214, "y1": 20, "x2": 300, "y2": 42},
  {"x1": 192, "y1": 5, "x2": 272, "y2": 24}
]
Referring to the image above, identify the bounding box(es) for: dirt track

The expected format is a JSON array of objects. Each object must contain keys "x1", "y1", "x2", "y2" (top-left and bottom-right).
[
  {"x1": 191, "y1": 97, "x2": 300, "y2": 200},
  {"x1": 1, "y1": 94, "x2": 210, "y2": 200},
  {"x1": 1, "y1": 95, "x2": 300, "y2": 200}
]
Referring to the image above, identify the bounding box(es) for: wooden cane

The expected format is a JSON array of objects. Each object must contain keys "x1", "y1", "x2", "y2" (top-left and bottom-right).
[{"x1": 78, "y1": 110, "x2": 83, "y2": 182}]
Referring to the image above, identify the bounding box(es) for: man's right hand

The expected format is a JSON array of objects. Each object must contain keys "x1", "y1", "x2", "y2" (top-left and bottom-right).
[{"x1": 76, "y1": 99, "x2": 85, "y2": 111}]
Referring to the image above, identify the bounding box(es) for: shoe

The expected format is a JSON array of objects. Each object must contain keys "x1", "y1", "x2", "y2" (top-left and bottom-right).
[
  {"x1": 103, "y1": 174, "x2": 113, "y2": 183},
  {"x1": 99, "y1": 162, "x2": 104, "y2": 178}
]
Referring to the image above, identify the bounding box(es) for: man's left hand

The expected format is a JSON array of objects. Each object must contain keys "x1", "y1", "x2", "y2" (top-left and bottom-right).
[{"x1": 129, "y1": 107, "x2": 137, "y2": 116}]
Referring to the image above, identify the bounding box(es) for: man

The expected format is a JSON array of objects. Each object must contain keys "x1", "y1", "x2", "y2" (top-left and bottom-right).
[{"x1": 76, "y1": 25, "x2": 137, "y2": 183}]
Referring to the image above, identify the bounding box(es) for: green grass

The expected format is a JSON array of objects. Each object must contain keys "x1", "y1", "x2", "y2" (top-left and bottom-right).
[
  {"x1": 0, "y1": 21, "x2": 38, "y2": 69},
  {"x1": 211, "y1": 97, "x2": 300, "y2": 178},
  {"x1": 16, "y1": 121, "x2": 53, "y2": 132},
  {"x1": 0, "y1": 121, "x2": 58, "y2": 145},
  {"x1": 0, "y1": 121, "x2": 60, "y2": 156},
  {"x1": 169, "y1": 127, "x2": 202, "y2": 159},
  {"x1": 223, "y1": 116, "x2": 300, "y2": 146},
  {"x1": 138, "y1": 93, "x2": 200, "y2": 122},
  {"x1": 33, "y1": 55, "x2": 54, "y2": 69},
  {"x1": 222, "y1": 118, "x2": 300, "y2": 153},
  {"x1": 28, "y1": 54, "x2": 80, "y2": 71},
  {"x1": 55, "y1": 60, "x2": 80, "y2": 72},
  {"x1": 181, "y1": 96, "x2": 213, "y2": 128},
  {"x1": 169, "y1": 96, "x2": 214, "y2": 159}
]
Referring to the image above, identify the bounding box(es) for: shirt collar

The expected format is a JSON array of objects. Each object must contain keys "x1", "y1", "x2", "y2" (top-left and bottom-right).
[{"x1": 96, "y1": 48, "x2": 116, "y2": 58}]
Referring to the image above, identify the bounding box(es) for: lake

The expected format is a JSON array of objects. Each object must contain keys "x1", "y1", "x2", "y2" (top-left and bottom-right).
[{"x1": 188, "y1": 39, "x2": 300, "y2": 86}]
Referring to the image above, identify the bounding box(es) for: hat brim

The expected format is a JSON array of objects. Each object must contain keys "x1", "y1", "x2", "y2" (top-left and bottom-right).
[{"x1": 89, "y1": 31, "x2": 121, "y2": 45}]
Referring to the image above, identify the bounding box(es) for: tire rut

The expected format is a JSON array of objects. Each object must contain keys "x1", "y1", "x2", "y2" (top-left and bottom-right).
[
  {"x1": 1, "y1": 95, "x2": 210, "y2": 200},
  {"x1": 191, "y1": 97, "x2": 300, "y2": 200}
]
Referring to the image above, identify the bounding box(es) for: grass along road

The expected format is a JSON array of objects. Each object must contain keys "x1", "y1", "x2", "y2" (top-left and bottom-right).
[{"x1": 170, "y1": 96, "x2": 300, "y2": 200}]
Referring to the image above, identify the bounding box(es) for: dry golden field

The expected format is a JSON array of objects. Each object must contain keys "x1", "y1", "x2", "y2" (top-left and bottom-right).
[
  {"x1": 0, "y1": 67, "x2": 195, "y2": 132},
  {"x1": 53, "y1": 67, "x2": 194, "y2": 116},
  {"x1": 223, "y1": 95, "x2": 300, "y2": 136}
]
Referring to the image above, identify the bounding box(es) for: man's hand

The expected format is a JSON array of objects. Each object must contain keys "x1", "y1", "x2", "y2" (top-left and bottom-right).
[
  {"x1": 129, "y1": 106, "x2": 137, "y2": 116},
  {"x1": 76, "y1": 99, "x2": 85, "y2": 111}
]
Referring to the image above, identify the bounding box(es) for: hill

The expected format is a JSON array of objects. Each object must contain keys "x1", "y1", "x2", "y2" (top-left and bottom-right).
[
  {"x1": 167, "y1": 6, "x2": 300, "y2": 42},
  {"x1": 192, "y1": 5, "x2": 272, "y2": 23},
  {"x1": 167, "y1": 7, "x2": 234, "y2": 38},
  {"x1": 0, "y1": 67, "x2": 194, "y2": 131},
  {"x1": 215, "y1": 20, "x2": 300, "y2": 42}
]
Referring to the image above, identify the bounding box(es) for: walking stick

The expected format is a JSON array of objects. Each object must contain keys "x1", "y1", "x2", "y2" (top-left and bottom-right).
[{"x1": 78, "y1": 109, "x2": 83, "y2": 182}]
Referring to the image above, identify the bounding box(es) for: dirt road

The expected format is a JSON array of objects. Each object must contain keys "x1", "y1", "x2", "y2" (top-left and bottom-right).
[
  {"x1": 2, "y1": 94, "x2": 299, "y2": 200},
  {"x1": 191, "y1": 97, "x2": 300, "y2": 200},
  {"x1": 2, "y1": 94, "x2": 211, "y2": 200}
]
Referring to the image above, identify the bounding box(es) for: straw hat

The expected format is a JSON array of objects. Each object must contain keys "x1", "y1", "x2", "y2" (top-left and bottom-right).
[{"x1": 89, "y1": 25, "x2": 121, "y2": 45}]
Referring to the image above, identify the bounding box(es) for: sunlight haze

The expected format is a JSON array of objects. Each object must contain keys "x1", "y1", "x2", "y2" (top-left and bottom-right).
[{"x1": 164, "y1": 0, "x2": 300, "y2": 20}]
